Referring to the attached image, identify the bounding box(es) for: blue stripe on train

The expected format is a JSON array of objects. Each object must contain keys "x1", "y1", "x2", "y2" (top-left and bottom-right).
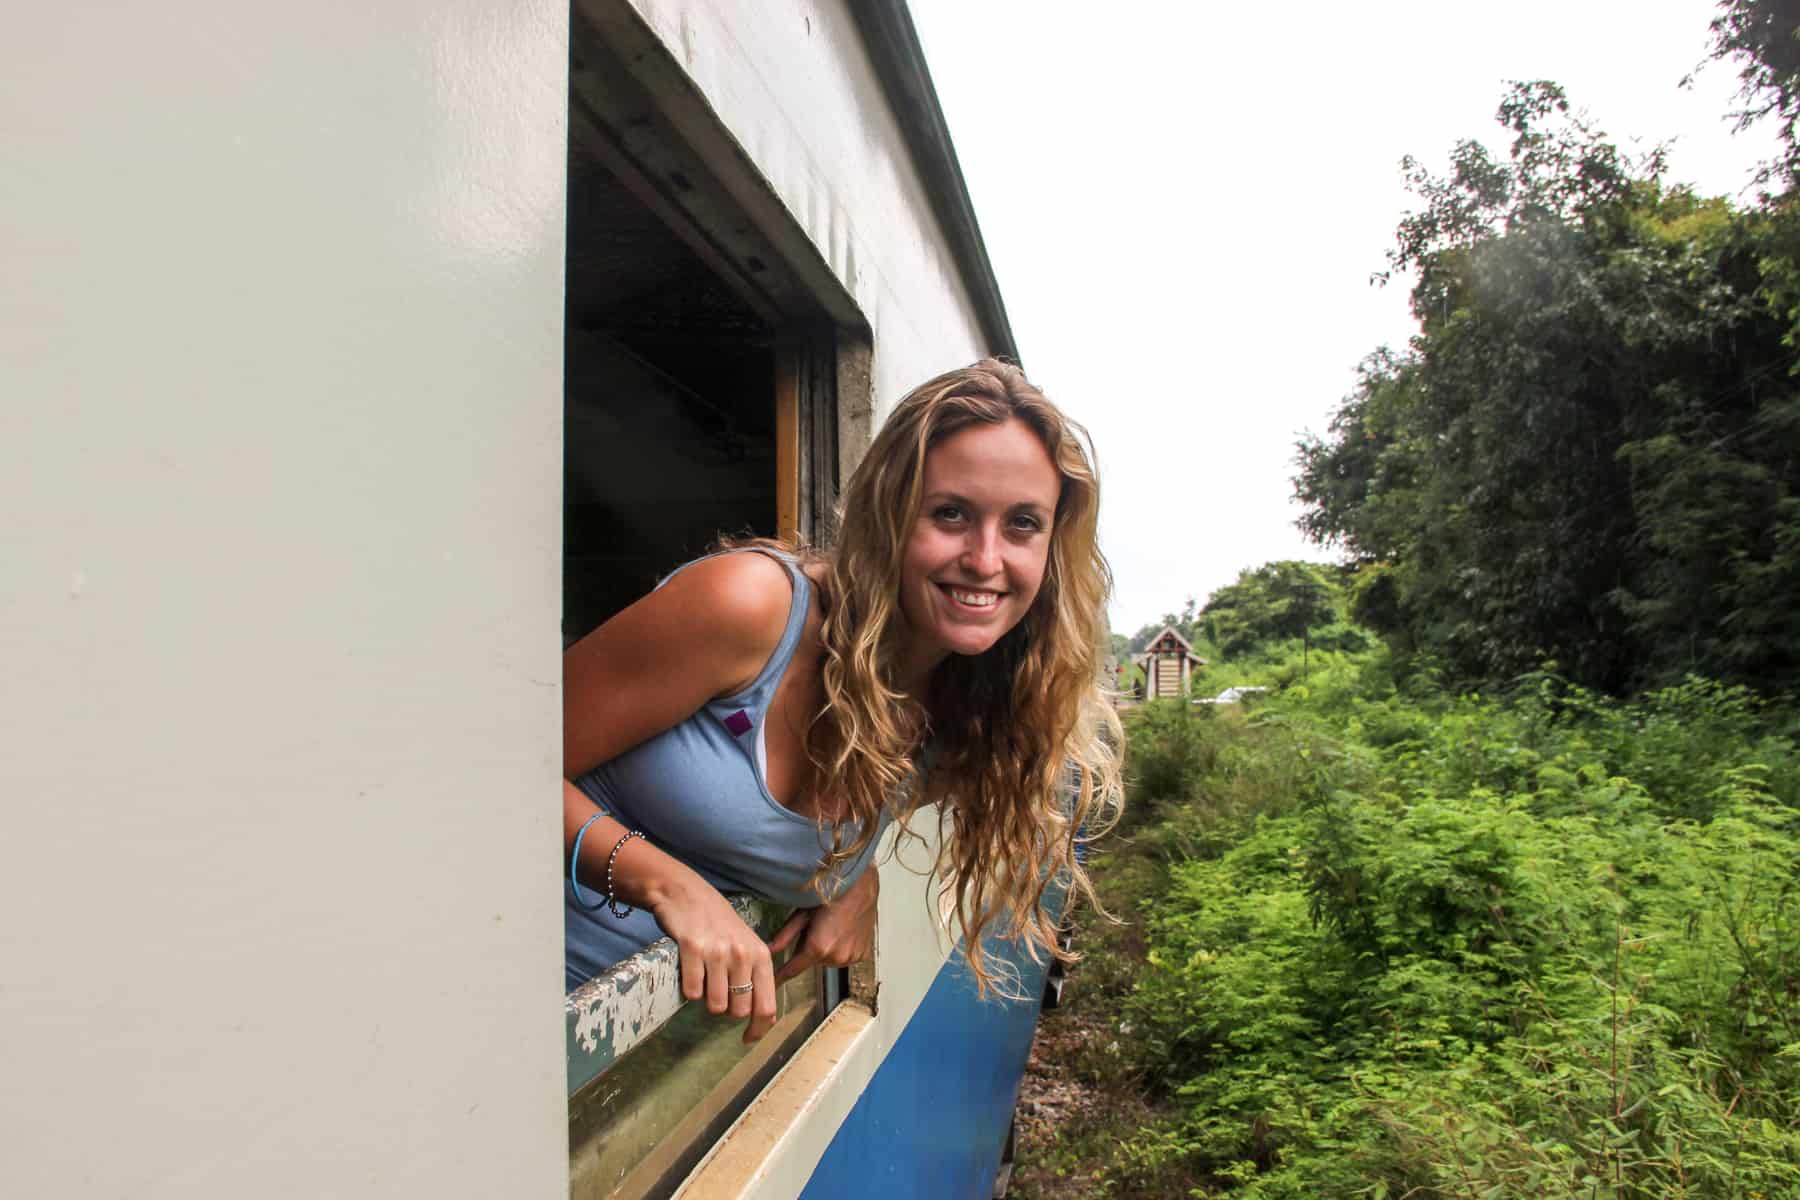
[{"x1": 798, "y1": 940, "x2": 1053, "y2": 1200}]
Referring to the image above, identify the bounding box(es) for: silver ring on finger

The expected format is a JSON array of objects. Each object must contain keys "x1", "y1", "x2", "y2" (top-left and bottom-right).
[{"x1": 728, "y1": 981, "x2": 754, "y2": 995}]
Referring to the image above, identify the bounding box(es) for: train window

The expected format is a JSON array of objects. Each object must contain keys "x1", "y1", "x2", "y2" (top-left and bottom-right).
[
  {"x1": 562, "y1": 6, "x2": 861, "y2": 1195},
  {"x1": 561, "y1": 139, "x2": 777, "y2": 642}
]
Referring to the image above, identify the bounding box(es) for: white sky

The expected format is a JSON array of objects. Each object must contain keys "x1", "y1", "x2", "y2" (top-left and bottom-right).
[{"x1": 907, "y1": 0, "x2": 1781, "y2": 636}]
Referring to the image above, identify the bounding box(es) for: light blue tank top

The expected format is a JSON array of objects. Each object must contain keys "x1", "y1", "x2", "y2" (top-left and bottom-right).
[{"x1": 565, "y1": 550, "x2": 887, "y2": 989}]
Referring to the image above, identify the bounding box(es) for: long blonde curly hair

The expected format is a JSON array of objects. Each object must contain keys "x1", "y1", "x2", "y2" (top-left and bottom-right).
[{"x1": 781, "y1": 358, "x2": 1125, "y2": 997}]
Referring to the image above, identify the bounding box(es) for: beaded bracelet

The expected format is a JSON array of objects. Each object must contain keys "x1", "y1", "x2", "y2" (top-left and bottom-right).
[
  {"x1": 602, "y1": 830, "x2": 644, "y2": 919},
  {"x1": 570, "y1": 812, "x2": 644, "y2": 918}
]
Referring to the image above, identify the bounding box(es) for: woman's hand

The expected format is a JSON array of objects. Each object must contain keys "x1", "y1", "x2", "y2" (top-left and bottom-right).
[
  {"x1": 769, "y1": 864, "x2": 879, "y2": 983},
  {"x1": 566, "y1": 791, "x2": 780, "y2": 1044},
  {"x1": 649, "y1": 873, "x2": 779, "y2": 1044}
]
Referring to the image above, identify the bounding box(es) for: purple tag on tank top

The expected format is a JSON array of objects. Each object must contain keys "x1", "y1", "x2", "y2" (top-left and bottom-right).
[{"x1": 723, "y1": 709, "x2": 753, "y2": 737}]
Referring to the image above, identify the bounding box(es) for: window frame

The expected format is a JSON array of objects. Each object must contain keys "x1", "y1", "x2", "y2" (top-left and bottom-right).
[{"x1": 563, "y1": 1, "x2": 874, "y2": 1193}]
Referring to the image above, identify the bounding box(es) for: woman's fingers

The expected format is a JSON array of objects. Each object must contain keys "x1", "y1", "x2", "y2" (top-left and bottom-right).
[
  {"x1": 726, "y1": 951, "x2": 756, "y2": 1021},
  {"x1": 766, "y1": 909, "x2": 810, "y2": 955},
  {"x1": 771, "y1": 905, "x2": 875, "y2": 981},
  {"x1": 702, "y1": 937, "x2": 769, "y2": 1026},
  {"x1": 704, "y1": 941, "x2": 732, "y2": 1015},
  {"x1": 743, "y1": 954, "x2": 778, "y2": 1044},
  {"x1": 678, "y1": 939, "x2": 706, "y2": 1003},
  {"x1": 770, "y1": 909, "x2": 818, "y2": 983},
  {"x1": 657, "y1": 883, "x2": 778, "y2": 1033},
  {"x1": 773, "y1": 939, "x2": 821, "y2": 984}
]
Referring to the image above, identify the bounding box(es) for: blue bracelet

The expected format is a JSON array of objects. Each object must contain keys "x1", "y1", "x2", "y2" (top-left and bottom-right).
[{"x1": 569, "y1": 811, "x2": 611, "y2": 911}]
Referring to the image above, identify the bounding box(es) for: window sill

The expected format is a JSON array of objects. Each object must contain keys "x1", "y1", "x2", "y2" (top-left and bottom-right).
[{"x1": 565, "y1": 894, "x2": 767, "y2": 1096}]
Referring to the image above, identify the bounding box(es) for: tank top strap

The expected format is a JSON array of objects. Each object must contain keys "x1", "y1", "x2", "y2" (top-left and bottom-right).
[
  {"x1": 734, "y1": 550, "x2": 813, "y2": 705},
  {"x1": 722, "y1": 548, "x2": 810, "y2": 707},
  {"x1": 654, "y1": 547, "x2": 810, "y2": 708}
]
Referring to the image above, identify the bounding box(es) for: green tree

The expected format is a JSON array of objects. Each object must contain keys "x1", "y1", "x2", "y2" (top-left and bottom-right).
[
  {"x1": 1203, "y1": 561, "x2": 1343, "y2": 660},
  {"x1": 1708, "y1": 0, "x2": 1800, "y2": 184},
  {"x1": 1296, "y1": 82, "x2": 1800, "y2": 693}
]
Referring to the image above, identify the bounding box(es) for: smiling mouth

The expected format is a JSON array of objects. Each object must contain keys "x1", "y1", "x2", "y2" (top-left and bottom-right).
[{"x1": 938, "y1": 584, "x2": 1003, "y2": 609}]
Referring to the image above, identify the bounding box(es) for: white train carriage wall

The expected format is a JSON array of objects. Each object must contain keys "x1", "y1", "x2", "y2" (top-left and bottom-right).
[{"x1": 5, "y1": 2, "x2": 1058, "y2": 1198}]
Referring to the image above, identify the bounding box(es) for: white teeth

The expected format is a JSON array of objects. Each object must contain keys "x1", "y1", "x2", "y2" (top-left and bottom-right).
[{"x1": 948, "y1": 588, "x2": 998, "y2": 607}]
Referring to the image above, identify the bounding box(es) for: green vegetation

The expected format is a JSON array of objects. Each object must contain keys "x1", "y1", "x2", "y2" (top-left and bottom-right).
[{"x1": 1021, "y1": 645, "x2": 1800, "y2": 1198}]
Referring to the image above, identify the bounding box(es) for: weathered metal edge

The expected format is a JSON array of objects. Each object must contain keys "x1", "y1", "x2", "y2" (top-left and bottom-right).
[{"x1": 566, "y1": 895, "x2": 768, "y2": 1097}]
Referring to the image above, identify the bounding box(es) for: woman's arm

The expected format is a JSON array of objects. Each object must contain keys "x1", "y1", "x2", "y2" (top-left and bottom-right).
[
  {"x1": 564, "y1": 780, "x2": 778, "y2": 1041},
  {"x1": 563, "y1": 552, "x2": 795, "y2": 1042}
]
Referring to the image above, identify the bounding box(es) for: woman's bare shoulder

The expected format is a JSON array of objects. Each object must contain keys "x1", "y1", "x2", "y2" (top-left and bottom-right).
[
  {"x1": 657, "y1": 551, "x2": 795, "y2": 654},
  {"x1": 562, "y1": 551, "x2": 798, "y2": 774}
]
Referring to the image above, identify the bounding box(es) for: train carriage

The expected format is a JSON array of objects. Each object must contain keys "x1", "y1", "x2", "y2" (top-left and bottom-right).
[{"x1": 5, "y1": 2, "x2": 1059, "y2": 1198}]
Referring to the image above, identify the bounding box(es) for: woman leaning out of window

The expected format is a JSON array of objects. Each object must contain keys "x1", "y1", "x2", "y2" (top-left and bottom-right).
[{"x1": 562, "y1": 358, "x2": 1123, "y2": 1040}]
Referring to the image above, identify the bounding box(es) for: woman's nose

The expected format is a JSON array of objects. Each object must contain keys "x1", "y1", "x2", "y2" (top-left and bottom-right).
[{"x1": 961, "y1": 525, "x2": 1002, "y2": 577}]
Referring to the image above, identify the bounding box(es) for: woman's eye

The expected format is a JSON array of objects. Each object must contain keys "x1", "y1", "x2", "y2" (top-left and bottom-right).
[
  {"x1": 933, "y1": 504, "x2": 965, "y2": 523},
  {"x1": 1010, "y1": 513, "x2": 1044, "y2": 533}
]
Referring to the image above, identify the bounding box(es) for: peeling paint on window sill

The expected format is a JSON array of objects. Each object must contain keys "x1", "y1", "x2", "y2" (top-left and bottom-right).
[{"x1": 565, "y1": 895, "x2": 766, "y2": 1096}]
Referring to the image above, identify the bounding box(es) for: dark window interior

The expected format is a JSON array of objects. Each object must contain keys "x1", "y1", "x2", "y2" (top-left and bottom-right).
[{"x1": 563, "y1": 133, "x2": 776, "y2": 644}]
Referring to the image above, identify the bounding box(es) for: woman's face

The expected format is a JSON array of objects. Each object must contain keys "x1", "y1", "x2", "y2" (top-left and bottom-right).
[{"x1": 897, "y1": 417, "x2": 1062, "y2": 676}]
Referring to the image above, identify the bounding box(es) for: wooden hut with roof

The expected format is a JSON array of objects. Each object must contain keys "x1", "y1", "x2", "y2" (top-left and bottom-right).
[{"x1": 1135, "y1": 626, "x2": 1206, "y2": 699}]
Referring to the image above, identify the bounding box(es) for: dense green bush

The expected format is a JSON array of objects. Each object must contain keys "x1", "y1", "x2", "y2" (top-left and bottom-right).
[{"x1": 1112, "y1": 649, "x2": 1800, "y2": 1198}]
